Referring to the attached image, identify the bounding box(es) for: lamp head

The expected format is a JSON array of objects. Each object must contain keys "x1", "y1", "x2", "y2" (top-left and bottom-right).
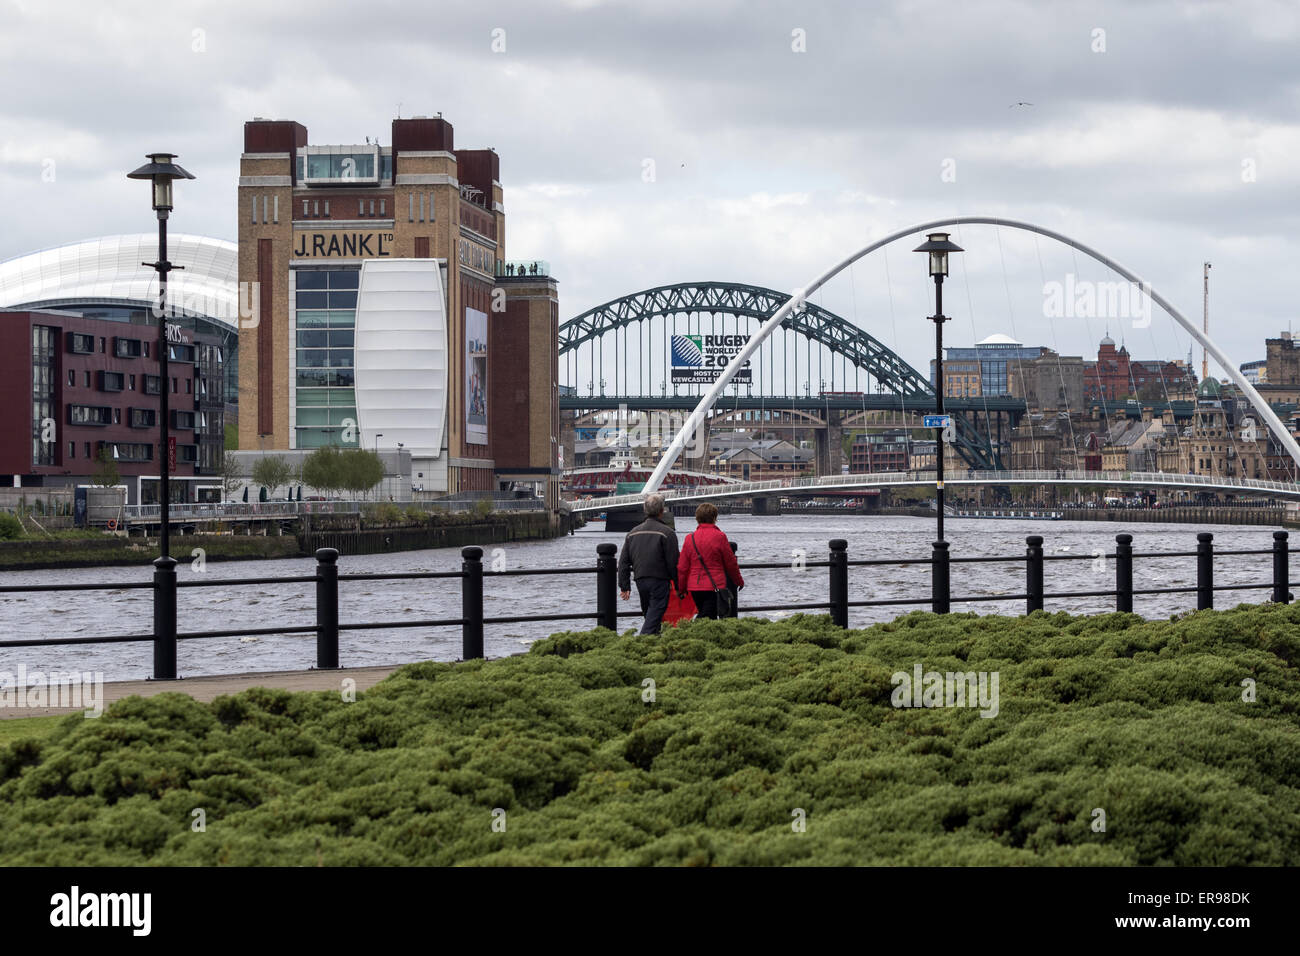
[
  {"x1": 913, "y1": 232, "x2": 964, "y2": 277},
  {"x1": 127, "y1": 153, "x2": 195, "y2": 215}
]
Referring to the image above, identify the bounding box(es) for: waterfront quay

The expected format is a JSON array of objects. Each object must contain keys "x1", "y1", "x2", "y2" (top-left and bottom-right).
[{"x1": 0, "y1": 515, "x2": 1293, "y2": 685}]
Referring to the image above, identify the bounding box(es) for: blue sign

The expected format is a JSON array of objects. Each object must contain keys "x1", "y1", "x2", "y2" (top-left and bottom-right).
[{"x1": 923, "y1": 415, "x2": 952, "y2": 429}]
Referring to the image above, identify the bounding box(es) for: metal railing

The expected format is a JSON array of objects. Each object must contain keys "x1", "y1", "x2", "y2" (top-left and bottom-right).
[
  {"x1": 121, "y1": 498, "x2": 547, "y2": 520},
  {"x1": 575, "y1": 468, "x2": 1300, "y2": 511},
  {"x1": 0, "y1": 531, "x2": 1294, "y2": 681}
]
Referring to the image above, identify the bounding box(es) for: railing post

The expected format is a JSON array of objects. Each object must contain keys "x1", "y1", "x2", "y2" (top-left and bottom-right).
[
  {"x1": 1115, "y1": 533, "x2": 1133, "y2": 613},
  {"x1": 152, "y1": 556, "x2": 178, "y2": 680},
  {"x1": 461, "y1": 546, "x2": 484, "y2": 660},
  {"x1": 1196, "y1": 532, "x2": 1214, "y2": 611},
  {"x1": 1273, "y1": 530, "x2": 1290, "y2": 604},
  {"x1": 1025, "y1": 535, "x2": 1044, "y2": 614},
  {"x1": 829, "y1": 538, "x2": 848, "y2": 627},
  {"x1": 729, "y1": 541, "x2": 740, "y2": 616},
  {"x1": 315, "y1": 547, "x2": 339, "y2": 669},
  {"x1": 596, "y1": 542, "x2": 618, "y2": 631},
  {"x1": 931, "y1": 540, "x2": 950, "y2": 614}
]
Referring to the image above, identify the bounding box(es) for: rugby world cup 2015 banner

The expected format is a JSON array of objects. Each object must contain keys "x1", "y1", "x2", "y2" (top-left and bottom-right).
[{"x1": 670, "y1": 334, "x2": 752, "y2": 385}]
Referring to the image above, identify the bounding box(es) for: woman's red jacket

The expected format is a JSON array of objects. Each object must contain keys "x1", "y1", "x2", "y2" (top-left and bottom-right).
[{"x1": 677, "y1": 522, "x2": 744, "y2": 594}]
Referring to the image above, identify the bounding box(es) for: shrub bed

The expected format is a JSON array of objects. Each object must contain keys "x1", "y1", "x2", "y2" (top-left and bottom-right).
[{"x1": 1, "y1": 604, "x2": 1297, "y2": 865}]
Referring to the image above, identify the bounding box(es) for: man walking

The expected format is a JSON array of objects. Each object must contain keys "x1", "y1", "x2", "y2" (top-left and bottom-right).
[{"x1": 616, "y1": 493, "x2": 680, "y2": 635}]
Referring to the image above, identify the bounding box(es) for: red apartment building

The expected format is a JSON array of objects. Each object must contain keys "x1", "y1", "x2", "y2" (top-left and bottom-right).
[{"x1": 0, "y1": 310, "x2": 224, "y2": 503}]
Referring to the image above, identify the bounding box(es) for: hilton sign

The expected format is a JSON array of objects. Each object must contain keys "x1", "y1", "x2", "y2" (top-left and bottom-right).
[{"x1": 293, "y1": 230, "x2": 393, "y2": 259}]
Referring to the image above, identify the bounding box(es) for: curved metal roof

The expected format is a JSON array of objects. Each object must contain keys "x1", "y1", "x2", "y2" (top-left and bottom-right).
[{"x1": 0, "y1": 234, "x2": 238, "y2": 327}]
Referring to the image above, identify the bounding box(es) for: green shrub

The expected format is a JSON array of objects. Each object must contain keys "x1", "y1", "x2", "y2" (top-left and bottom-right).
[
  {"x1": 0, "y1": 513, "x2": 23, "y2": 540},
  {"x1": 2, "y1": 605, "x2": 1299, "y2": 865}
]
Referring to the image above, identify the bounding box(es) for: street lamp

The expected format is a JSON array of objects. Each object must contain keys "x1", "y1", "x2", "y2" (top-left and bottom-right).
[
  {"x1": 127, "y1": 152, "x2": 194, "y2": 563},
  {"x1": 913, "y1": 231, "x2": 963, "y2": 542}
]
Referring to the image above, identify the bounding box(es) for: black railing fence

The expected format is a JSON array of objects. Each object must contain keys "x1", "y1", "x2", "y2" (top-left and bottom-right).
[{"x1": 0, "y1": 531, "x2": 1295, "y2": 681}]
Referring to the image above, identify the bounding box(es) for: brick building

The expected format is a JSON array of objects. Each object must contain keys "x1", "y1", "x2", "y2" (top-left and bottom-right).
[
  {"x1": 1083, "y1": 335, "x2": 1196, "y2": 404},
  {"x1": 0, "y1": 309, "x2": 224, "y2": 502},
  {"x1": 237, "y1": 115, "x2": 557, "y2": 500}
]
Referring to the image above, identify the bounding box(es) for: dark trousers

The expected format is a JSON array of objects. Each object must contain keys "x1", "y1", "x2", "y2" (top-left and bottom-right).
[{"x1": 636, "y1": 577, "x2": 672, "y2": 635}]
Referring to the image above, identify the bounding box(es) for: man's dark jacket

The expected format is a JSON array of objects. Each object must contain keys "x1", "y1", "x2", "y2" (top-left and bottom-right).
[{"x1": 617, "y1": 515, "x2": 680, "y2": 590}]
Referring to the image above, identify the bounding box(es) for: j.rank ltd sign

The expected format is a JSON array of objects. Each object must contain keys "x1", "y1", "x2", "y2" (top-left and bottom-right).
[{"x1": 293, "y1": 230, "x2": 393, "y2": 259}]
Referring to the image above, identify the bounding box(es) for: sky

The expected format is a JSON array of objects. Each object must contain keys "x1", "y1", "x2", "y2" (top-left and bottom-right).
[{"x1": 1, "y1": 0, "x2": 1297, "y2": 388}]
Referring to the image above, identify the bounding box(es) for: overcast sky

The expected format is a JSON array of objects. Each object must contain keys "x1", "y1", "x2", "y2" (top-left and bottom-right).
[{"x1": 1, "y1": 0, "x2": 1297, "y2": 386}]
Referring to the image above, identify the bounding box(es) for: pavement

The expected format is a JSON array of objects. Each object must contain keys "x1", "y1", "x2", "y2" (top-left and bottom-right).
[{"x1": 0, "y1": 664, "x2": 402, "y2": 719}]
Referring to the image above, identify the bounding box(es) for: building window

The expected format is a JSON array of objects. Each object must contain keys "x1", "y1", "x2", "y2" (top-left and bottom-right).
[
  {"x1": 83, "y1": 370, "x2": 90, "y2": 387},
  {"x1": 292, "y1": 266, "x2": 361, "y2": 449},
  {"x1": 324, "y1": 200, "x2": 329, "y2": 217},
  {"x1": 313, "y1": 200, "x2": 319, "y2": 217},
  {"x1": 359, "y1": 199, "x2": 366, "y2": 217},
  {"x1": 67, "y1": 369, "x2": 75, "y2": 387},
  {"x1": 113, "y1": 408, "x2": 121, "y2": 424},
  {"x1": 419, "y1": 194, "x2": 425, "y2": 222},
  {"x1": 171, "y1": 377, "x2": 178, "y2": 394},
  {"x1": 68, "y1": 332, "x2": 95, "y2": 354},
  {"x1": 369, "y1": 199, "x2": 375, "y2": 217},
  {"x1": 99, "y1": 337, "x2": 106, "y2": 353},
  {"x1": 68, "y1": 441, "x2": 75, "y2": 459},
  {"x1": 379, "y1": 199, "x2": 385, "y2": 216},
  {"x1": 128, "y1": 374, "x2": 136, "y2": 391},
  {"x1": 185, "y1": 378, "x2": 191, "y2": 394},
  {"x1": 263, "y1": 195, "x2": 269, "y2": 223},
  {"x1": 409, "y1": 193, "x2": 414, "y2": 222},
  {"x1": 303, "y1": 200, "x2": 310, "y2": 217},
  {"x1": 98, "y1": 370, "x2": 125, "y2": 392},
  {"x1": 273, "y1": 195, "x2": 279, "y2": 223},
  {"x1": 32, "y1": 325, "x2": 56, "y2": 466},
  {"x1": 143, "y1": 374, "x2": 161, "y2": 395},
  {"x1": 129, "y1": 408, "x2": 157, "y2": 428}
]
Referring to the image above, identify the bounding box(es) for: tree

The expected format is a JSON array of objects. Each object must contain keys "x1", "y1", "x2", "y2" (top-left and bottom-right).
[
  {"x1": 217, "y1": 449, "x2": 243, "y2": 500},
  {"x1": 251, "y1": 455, "x2": 293, "y2": 500},
  {"x1": 93, "y1": 448, "x2": 120, "y2": 488},
  {"x1": 301, "y1": 445, "x2": 344, "y2": 498},
  {"x1": 339, "y1": 449, "x2": 385, "y2": 498}
]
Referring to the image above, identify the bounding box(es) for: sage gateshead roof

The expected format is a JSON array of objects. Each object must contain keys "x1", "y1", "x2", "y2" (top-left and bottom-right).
[{"x1": 0, "y1": 233, "x2": 240, "y2": 398}]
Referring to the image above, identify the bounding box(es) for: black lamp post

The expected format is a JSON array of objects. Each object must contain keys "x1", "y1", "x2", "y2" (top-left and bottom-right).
[
  {"x1": 913, "y1": 232, "x2": 963, "y2": 542},
  {"x1": 127, "y1": 153, "x2": 194, "y2": 561}
]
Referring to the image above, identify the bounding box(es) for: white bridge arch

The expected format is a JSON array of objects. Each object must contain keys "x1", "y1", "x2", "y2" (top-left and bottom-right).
[{"x1": 642, "y1": 217, "x2": 1300, "y2": 493}]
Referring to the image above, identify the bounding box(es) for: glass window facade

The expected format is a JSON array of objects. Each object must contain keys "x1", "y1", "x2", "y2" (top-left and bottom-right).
[
  {"x1": 295, "y1": 267, "x2": 360, "y2": 448},
  {"x1": 32, "y1": 325, "x2": 55, "y2": 466}
]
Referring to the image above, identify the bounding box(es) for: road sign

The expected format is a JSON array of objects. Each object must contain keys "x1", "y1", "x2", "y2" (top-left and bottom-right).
[{"x1": 923, "y1": 415, "x2": 952, "y2": 429}]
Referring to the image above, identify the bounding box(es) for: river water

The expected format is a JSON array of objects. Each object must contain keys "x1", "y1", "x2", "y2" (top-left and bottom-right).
[{"x1": 0, "y1": 515, "x2": 1286, "y2": 682}]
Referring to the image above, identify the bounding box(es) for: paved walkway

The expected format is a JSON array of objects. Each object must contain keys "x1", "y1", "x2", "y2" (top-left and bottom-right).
[{"x1": 1, "y1": 665, "x2": 401, "y2": 719}]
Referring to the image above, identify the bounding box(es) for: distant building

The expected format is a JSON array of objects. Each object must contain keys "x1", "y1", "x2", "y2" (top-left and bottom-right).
[
  {"x1": 1240, "y1": 359, "x2": 1268, "y2": 385},
  {"x1": 1083, "y1": 335, "x2": 1196, "y2": 404},
  {"x1": 1008, "y1": 350, "x2": 1085, "y2": 412},
  {"x1": 710, "y1": 439, "x2": 812, "y2": 481},
  {"x1": 0, "y1": 309, "x2": 224, "y2": 503},
  {"x1": 932, "y1": 333, "x2": 1047, "y2": 396},
  {"x1": 1265, "y1": 333, "x2": 1300, "y2": 386},
  {"x1": 849, "y1": 432, "x2": 909, "y2": 473}
]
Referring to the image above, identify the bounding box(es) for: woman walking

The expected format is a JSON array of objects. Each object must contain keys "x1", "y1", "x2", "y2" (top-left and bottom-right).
[{"x1": 676, "y1": 502, "x2": 744, "y2": 619}]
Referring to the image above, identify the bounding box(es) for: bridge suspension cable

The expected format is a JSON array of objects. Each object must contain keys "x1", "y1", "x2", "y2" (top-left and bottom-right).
[{"x1": 642, "y1": 216, "x2": 1300, "y2": 494}]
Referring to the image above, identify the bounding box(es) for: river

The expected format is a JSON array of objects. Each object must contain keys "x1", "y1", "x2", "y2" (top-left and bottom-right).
[{"x1": 0, "y1": 515, "x2": 1286, "y2": 682}]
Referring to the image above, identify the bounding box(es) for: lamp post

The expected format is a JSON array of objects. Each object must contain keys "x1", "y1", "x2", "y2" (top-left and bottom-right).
[
  {"x1": 127, "y1": 153, "x2": 194, "y2": 560},
  {"x1": 913, "y1": 232, "x2": 963, "y2": 542}
]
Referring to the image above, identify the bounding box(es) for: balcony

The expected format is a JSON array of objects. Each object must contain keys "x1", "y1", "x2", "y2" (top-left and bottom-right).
[{"x1": 495, "y1": 260, "x2": 550, "y2": 279}]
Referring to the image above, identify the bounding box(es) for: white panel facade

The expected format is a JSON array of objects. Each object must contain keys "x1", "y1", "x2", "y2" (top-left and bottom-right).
[{"x1": 353, "y1": 259, "x2": 448, "y2": 457}]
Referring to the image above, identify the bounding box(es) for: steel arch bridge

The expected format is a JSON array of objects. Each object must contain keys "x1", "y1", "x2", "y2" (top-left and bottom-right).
[{"x1": 558, "y1": 281, "x2": 1011, "y2": 468}]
